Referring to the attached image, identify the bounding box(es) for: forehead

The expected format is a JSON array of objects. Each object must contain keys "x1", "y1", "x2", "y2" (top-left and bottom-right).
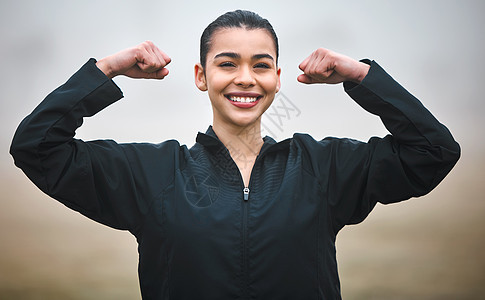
[{"x1": 208, "y1": 28, "x2": 277, "y2": 58}]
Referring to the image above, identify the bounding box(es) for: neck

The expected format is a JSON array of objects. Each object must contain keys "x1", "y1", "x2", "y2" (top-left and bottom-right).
[{"x1": 212, "y1": 120, "x2": 264, "y2": 159}]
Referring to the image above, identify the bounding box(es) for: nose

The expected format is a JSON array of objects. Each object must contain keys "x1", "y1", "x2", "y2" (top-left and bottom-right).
[{"x1": 234, "y1": 65, "x2": 255, "y2": 87}]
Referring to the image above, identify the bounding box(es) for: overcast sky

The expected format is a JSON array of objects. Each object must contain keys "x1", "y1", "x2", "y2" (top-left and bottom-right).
[{"x1": 1, "y1": 0, "x2": 484, "y2": 169}]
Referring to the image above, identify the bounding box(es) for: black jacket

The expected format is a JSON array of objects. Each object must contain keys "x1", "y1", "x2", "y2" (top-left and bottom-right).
[{"x1": 10, "y1": 59, "x2": 460, "y2": 299}]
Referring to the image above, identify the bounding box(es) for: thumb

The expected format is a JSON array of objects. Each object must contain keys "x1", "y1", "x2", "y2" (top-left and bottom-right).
[
  {"x1": 142, "y1": 67, "x2": 170, "y2": 80},
  {"x1": 297, "y1": 74, "x2": 315, "y2": 84},
  {"x1": 155, "y1": 68, "x2": 170, "y2": 79}
]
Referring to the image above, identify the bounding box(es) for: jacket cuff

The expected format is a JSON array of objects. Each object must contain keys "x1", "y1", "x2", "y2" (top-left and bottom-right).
[
  {"x1": 342, "y1": 59, "x2": 372, "y2": 91},
  {"x1": 61, "y1": 58, "x2": 124, "y2": 116}
]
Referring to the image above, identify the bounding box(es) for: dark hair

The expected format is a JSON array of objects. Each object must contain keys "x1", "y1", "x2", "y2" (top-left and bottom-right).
[{"x1": 200, "y1": 10, "x2": 279, "y2": 68}]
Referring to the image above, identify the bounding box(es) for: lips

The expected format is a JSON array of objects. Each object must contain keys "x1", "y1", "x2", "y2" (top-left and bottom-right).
[{"x1": 225, "y1": 92, "x2": 262, "y2": 108}]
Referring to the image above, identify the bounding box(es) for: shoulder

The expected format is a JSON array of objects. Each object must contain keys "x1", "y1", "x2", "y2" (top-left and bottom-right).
[
  {"x1": 118, "y1": 139, "x2": 189, "y2": 168},
  {"x1": 120, "y1": 139, "x2": 182, "y2": 153},
  {"x1": 292, "y1": 133, "x2": 366, "y2": 152},
  {"x1": 290, "y1": 133, "x2": 374, "y2": 176}
]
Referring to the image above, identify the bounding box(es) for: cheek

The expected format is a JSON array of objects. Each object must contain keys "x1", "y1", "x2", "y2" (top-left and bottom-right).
[
  {"x1": 262, "y1": 76, "x2": 279, "y2": 93},
  {"x1": 206, "y1": 73, "x2": 230, "y2": 93}
]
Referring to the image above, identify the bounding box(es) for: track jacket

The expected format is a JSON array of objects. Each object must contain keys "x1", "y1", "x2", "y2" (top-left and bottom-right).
[{"x1": 10, "y1": 59, "x2": 460, "y2": 299}]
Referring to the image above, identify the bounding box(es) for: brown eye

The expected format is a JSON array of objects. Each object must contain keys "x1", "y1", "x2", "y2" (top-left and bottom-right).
[
  {"x1": 254, "y1": 63, "x2": 270, "y2": 69},
  {"x1": 220, "y1": 62, "x2": 236, "y2": 67}
]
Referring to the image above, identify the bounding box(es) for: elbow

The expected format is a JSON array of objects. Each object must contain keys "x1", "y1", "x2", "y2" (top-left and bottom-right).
[
  {"x1": 10, "y1": 116, "x2": 30, "y2": 162},
  {"x1": 10, "y1": 130, "x2": 26, "y2": 167},
  {"x1": 401, "y1": 138, "x2": 461, "y2": 197},
  {"x1": 426, "y1": 140, "x2": 461, "y2": 193},
  {"x1": 10, "y1": 141, "x2": 30, "y2": 177},
  {"x1": 10, "y1": 129, "x2": 50, "y2": 194},
  {"x1": 9, "y1": 123, "x2": 40, "y2": 172},
  {"x1": 442, "y1": 138, "x2": 461, "y2": 169},
  {"x1": 428, "y1": 130, "x2": 461, "y2": 177}
]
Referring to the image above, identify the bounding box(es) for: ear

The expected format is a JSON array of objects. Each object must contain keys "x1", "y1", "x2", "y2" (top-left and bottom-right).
[
  {"x1": 276, "y1": 67, "x2": 282, "y2": 93},
  {"x1": 194, "y1": 63, "x2": 207, "y2": 91}
]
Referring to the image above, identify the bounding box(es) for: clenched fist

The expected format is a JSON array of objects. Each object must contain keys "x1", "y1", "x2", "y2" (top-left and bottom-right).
[
  {"x1": 96, "y1": 41, "x2": 171, "y2": 80},
  {"x1": 297, "y1": 48, "x2": 369, "y2": 85}
]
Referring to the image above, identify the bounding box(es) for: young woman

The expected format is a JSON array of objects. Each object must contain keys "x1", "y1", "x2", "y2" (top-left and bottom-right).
[{"x1": 10, "y1": 10, "x2": 460, "y2": 300}]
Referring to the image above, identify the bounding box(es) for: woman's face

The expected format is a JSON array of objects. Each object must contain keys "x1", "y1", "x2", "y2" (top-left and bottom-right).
[{"x1": 195, "y1": 27, "x2": 281, "y2": 130}]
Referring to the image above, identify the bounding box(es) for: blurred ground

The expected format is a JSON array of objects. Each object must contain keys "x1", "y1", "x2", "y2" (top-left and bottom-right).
[
  {"x1": 0, "y1": 173, "x2": 140, "y2": 300},
  {"x1": 0, "y1": 149, "x2": 483, "y2": 300},
  {"x1": 338, "y1": 153, "x2": 485, "y2": 300}
]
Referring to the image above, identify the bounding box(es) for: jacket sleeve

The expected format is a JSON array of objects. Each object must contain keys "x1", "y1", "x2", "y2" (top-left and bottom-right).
[
  {"x1": 9, "y1": 59, "x2": 176, "y2": 231},
  {"x1": 313, "y1": 60, "x2": 460, "y2": 232}
]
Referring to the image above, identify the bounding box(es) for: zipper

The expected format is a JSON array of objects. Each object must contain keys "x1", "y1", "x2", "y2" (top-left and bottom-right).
[
  {"x1": 241, "y1": 185, "x2": 250, "y2": 298},
  {"x1": 228, "y1": 145, "x2": 268, "y2": 298},
  {"x1": 243, "y1": 187, "x2": 250, "y2": 201},
  {"x1": 240, "y1": 153, "x2": 264, "y2": 298}
]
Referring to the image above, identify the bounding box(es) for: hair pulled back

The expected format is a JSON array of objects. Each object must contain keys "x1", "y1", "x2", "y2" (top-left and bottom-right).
[{"x1": 200, "y1": 10, "x2": 279, "y2": 68}]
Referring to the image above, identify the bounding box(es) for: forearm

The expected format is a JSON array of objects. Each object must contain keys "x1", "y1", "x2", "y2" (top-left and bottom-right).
[
  {"x1": 344, "y1": 60, "x2": 459, "y2": 152},
  {"x1": 10, "y1": 58, "x2": 123, "y2": 191},
  {"x1": 344, "y1": 60, "x2": 460, "y2": 195}
]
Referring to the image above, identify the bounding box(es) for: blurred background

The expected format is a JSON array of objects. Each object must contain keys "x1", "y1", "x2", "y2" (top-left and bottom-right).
[{"x1": 1, "y1": 0, "x2": 484, "y2": 299}]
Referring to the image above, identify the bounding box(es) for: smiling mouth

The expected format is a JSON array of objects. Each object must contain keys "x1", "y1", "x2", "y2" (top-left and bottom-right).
[{"x1": 225, "y1": 95, "x2": 261, "y2": 103}]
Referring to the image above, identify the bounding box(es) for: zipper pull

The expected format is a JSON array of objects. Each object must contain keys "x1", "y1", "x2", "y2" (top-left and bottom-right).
[{"x1": 243, "y1": 187, "x2": 250, "y2": 201}]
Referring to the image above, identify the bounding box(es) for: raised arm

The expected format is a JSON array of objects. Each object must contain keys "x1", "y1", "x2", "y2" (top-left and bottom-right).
[
  {"x1": 296, "y1": 48, "x2": 460, "y2": 231},
  {"x1": 10, "y1": 42, "x2": 176, "y2": 230}
]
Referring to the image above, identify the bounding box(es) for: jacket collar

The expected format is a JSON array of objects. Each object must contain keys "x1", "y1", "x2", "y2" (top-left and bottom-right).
[{"x1": 196, "y1": 126, "x2": 290, "y2": 156}]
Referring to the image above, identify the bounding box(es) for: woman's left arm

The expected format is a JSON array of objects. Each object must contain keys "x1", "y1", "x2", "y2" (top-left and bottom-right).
[{"x1": 298, "y1": 48, "x2": 461, "y2": 230}]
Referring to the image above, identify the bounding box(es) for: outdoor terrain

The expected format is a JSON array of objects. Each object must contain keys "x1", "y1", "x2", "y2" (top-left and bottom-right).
[{"x1": 0, "y1": 153, "x2": 483, "y2": 300}]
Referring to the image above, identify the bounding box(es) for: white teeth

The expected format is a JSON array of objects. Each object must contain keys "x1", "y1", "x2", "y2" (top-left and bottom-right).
[{"x1": 229, "y1": 96, "x2": 258, "y2": 103}]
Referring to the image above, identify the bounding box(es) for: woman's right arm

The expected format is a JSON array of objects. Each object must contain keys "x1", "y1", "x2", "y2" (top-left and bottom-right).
[{"x1": 10, "y1": 42, "x2": 172, "y2": 231}]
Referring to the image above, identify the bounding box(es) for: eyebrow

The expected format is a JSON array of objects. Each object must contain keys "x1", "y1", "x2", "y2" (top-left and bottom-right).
[{"x1": 214, "y1": 52, "x2": 274, "y2": 61}]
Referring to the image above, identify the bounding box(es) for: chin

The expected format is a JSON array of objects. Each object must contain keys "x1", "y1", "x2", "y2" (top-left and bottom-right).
[{"x1": 234, "y1": 113, "x2": 262, "y2": 127}]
